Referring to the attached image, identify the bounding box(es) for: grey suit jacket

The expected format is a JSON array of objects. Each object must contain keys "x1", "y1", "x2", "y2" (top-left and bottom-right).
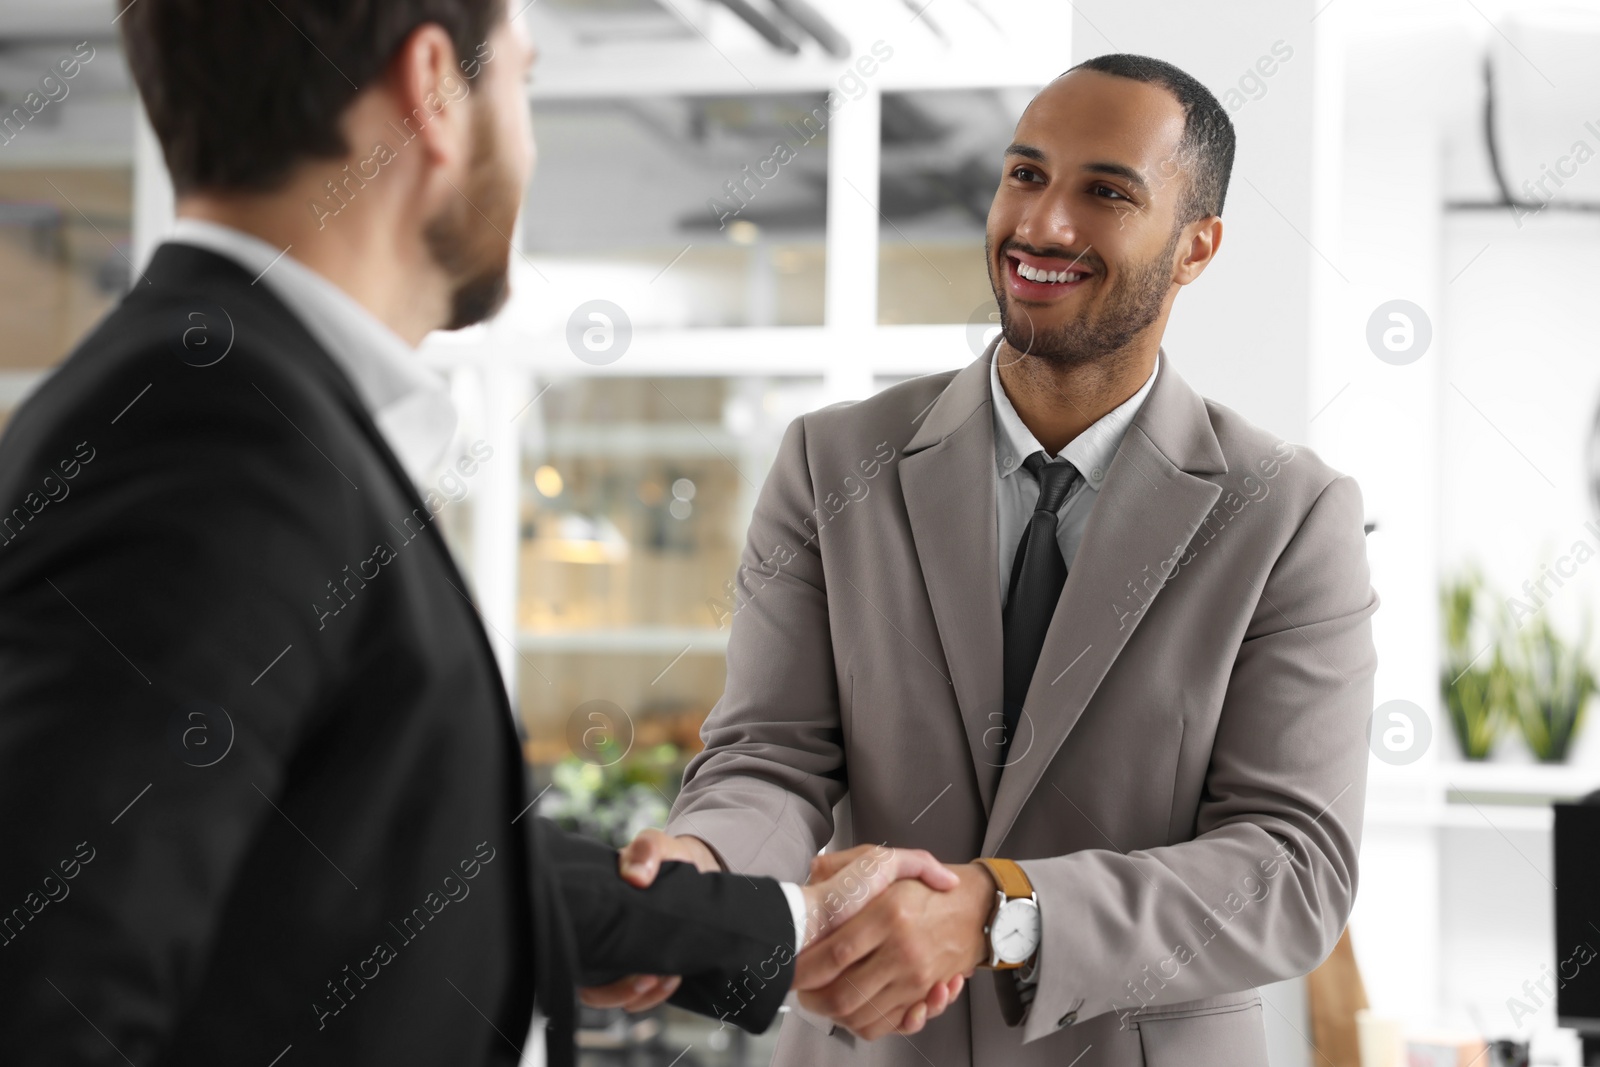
[{"x1": 667, "y1": 345, "x2": 1379, "y2": 1067}]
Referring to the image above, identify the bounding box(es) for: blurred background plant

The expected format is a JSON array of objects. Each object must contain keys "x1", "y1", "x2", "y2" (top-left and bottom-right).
[
  {"x1": 1441, "y1": 567, "x2": 1511, "y2": 760},
  {"x1": 1503, "y1": 613, "x2": 1597, "y2": 763},
  {"x1": 537, "y1": 741, "x2": 684, "y2": 848}
]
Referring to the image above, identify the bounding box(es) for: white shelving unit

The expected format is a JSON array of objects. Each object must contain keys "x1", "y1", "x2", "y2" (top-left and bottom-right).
[
  {"x1": 1365, "y1": 761, "x2": 1600, "y2": 831},
  {"x1": 517, "y1": 627, "x2": 731, "y2": 655}
]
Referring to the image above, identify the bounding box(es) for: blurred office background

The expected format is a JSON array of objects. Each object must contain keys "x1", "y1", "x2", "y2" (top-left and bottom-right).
[{"x1": 5, "y1": 0, "x2": 1600, "y2": 1063}]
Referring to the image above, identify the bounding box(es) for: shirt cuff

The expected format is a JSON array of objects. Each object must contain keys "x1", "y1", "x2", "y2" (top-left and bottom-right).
[
  {"x1": 1019, "y1": 953, "x2": 1041, "y2": 986},
  {"x1": 779, "y1": 881, "x2": 807, "y2": 952}
]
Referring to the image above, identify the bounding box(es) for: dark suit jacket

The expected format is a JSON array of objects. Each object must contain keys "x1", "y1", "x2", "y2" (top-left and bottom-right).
[{"x1": 0, "y1": 244, "x2": 796, "y2": 1066}]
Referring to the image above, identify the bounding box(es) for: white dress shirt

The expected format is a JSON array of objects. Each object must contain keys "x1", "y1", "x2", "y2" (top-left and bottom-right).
[
  {"x1": 164, "y1": 219, "x2": 813, "y2": 955},
  {"x1": 992, "y1": 350, "x2": 1161, "y2": 605},
  {"x1": 989, "y1": 347, "x2": 1159, "y2": 990}
]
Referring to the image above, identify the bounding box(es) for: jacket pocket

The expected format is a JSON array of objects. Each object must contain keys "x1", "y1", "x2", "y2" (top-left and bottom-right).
[{"x1": 1136, "y1": 1000, "x2": 1267, "y2": 1067}]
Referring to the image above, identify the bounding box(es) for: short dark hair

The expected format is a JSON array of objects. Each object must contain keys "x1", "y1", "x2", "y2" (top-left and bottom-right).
[
  {"x1": 1065, "y1": 53, "x2": 1236, "y2": 224},
  {"x1": 121, "y1": 0, "x2": 503, "y2": 195}
]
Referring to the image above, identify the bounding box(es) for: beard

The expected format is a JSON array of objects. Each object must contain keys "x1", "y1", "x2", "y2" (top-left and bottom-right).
[
  {"x1": 988, "y1": 226, "x2": 1179, "y2": 369},
  {"x1": 423, "y1": 102, "x2": 520, "y2": 331}
]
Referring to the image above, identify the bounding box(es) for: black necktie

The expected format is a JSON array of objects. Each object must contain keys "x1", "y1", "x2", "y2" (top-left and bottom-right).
[{"x1": 1000, "y1": 452, "x2": 1081, "y2": 762}]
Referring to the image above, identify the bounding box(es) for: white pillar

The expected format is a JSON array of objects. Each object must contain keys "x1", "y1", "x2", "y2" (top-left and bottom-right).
[
  {"x1": 474, "y1": 352, "x2": 530, "y2": 702},
  {"x1": 823, "y1": 84, "x2": 881, "y2": 402},
  {"x1": 131, "y1": 104, "x2": 174, "y2": 273}
]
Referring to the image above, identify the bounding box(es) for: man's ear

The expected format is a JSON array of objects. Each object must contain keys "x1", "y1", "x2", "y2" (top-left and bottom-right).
[
  {"x1": 386, "y1": 23, "x2": 472, "y2": 174},
  {"x1": 1175, "y1": 217, "x2": 1223, "y2": 286}
]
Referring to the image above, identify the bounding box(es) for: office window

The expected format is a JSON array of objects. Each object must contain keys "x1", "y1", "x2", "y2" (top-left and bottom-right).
[
  {"x1": 876, "y1": 88, "x2": 1036, "y2": 326},
  {"x1": 522, "y1": 94, "x2": 829, "y2": 330}
]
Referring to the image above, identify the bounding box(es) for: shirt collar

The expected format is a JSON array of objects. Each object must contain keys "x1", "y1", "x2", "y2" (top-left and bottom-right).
[
  {"x1": 165, "y1": 218, "x2": 457, "y2": 489},
  {"x1": 990, "y1": 348, "x2": 1160, "y2": 490}
]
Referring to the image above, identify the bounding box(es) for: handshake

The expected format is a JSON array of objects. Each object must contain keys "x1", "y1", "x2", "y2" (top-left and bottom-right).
[{"x1": 582, "y1": 832, "x2": 1000, "y2": 1039}]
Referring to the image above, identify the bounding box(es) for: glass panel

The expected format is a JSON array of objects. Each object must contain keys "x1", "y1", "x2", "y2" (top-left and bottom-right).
[
  {"x1": 876, "y1": 87, "x2": 1038, "y2": 325},
  {"x1": 517, "y1": 374, "x2": 826, "y2": 771},
  {"x1": 522, "y1": 95, "x2": 828, "y2": 329}
]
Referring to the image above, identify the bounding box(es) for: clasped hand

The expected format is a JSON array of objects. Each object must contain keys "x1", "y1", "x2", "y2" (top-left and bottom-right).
[{"x1": 581, "y1": 832, "x2": 991, "y2": 1039}]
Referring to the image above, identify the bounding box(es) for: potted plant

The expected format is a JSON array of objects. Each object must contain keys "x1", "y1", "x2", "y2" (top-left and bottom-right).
[
  {"x1": 1440, "y1": 568, "x2": 1510, "y2": 760},
  {"x1": 1504, "y1": 613, "x2": 1597, "y2": 763},
  {"x1": 536, "y1": 741, "x2": 683, "y2": 848}
]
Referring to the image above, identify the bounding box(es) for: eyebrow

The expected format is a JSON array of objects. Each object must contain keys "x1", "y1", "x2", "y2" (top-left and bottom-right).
[{"x1": 1003, "y1": 143, "x2": 1151, "y2": 195}]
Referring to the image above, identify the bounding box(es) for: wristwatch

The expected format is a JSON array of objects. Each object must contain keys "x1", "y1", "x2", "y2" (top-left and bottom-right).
[{"x1": 977, "y1": 857, "x2": 1040, "y2": 970}]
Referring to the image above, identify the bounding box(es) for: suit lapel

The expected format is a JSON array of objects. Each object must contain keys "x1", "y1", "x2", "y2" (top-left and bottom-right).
[
  {"x1": 899, "y1": 346, "x2": 1006, "y2": 816},
  {"x1": 981, "y1": 356, "x2": 1228, "y2": 854}
]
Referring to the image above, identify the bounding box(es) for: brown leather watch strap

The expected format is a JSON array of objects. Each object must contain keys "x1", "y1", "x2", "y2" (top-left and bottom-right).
[{"x1": 978, "y1": 857, "x2": 1033, "y2": 900}]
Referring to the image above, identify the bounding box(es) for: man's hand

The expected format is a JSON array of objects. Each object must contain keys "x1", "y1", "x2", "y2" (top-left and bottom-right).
[
  {"x1": 578, "y1": 830, "x2": 723, "y2": 1013},
  {"x1": 798, "y1": 845, "x2": 967, "y2": 1036},
  {"x1": 794, "y1": 861, "x2": 995, "y2": 1041},
  {"x1": 797, "y1": 844, "x2": 957, "y2": 944},
  {"x1": 617, "y1": 828, "x2": 722, "y2": 886}
]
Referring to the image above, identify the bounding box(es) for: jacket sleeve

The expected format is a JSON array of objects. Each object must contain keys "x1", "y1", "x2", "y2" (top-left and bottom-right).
[
  {"x1": 1015, "y1": 474, "x2": 1379, "y2": 1043},
  {"x1": 667, "y1": 415, "x2": 845, "y2": 880},
  {"x1": 533, "y1": 818, "x2": 795, "y2": 1033}
]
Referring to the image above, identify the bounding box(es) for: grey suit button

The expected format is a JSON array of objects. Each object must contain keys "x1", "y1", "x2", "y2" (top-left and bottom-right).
[{"x1": 1057, "y1": 1011, "x2": 1077, "y2": 1027}]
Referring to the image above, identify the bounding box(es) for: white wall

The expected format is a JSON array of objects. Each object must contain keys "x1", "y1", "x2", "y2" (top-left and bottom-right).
[{"x1": 1070, "y1": 0, "x2": 1319, "y2": 444}]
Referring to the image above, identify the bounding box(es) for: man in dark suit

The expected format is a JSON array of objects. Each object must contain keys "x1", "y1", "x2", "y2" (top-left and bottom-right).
[{"x1": 0, "y1": 1, "x2": 963, "y2": 1064}]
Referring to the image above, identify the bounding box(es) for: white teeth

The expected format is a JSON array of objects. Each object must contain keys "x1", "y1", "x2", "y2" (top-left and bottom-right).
[{"x1": 1017, "y1": 261, "x2": 1087, "y2": 284}]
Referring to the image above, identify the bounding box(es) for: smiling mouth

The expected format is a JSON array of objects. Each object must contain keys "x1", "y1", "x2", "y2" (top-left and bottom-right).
[{"x1": 1004, "y1": 252, "x2": 1094, "y2": 296}]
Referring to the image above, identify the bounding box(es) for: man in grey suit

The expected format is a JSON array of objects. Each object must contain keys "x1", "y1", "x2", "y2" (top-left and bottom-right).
[{"x1": 606, "y1": 53, "x2": 1379, "y2": 1066}]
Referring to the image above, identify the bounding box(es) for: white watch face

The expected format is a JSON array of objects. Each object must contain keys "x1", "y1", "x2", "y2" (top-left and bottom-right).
[{"x1": 991, "y1": 898, "x2": 1040, "y2": 965}]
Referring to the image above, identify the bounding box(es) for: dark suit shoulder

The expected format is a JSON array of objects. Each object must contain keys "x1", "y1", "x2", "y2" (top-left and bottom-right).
[
  {"x1": 12, "y1": 271, "x2": 344, "y2": 446},
  {"x1": 2, "y1": 259, "x2": 363, "y2": 522},
  {"x1": 0, "y1": 256, "x2": 375, "y2": 689}
]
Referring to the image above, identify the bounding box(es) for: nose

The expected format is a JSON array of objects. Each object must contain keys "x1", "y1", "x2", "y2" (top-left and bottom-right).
[{"x1": 1011, "y1": 190, "x2": 1080, "y2": 258}]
